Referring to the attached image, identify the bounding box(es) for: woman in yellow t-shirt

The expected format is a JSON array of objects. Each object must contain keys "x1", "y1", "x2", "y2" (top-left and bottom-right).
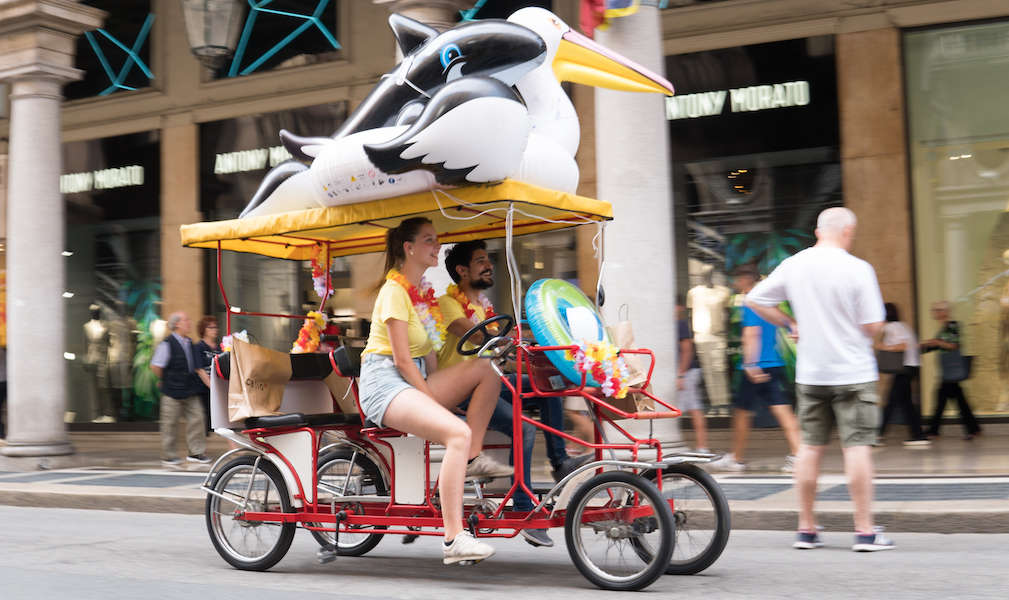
[{"x1": 358, "y1": 217, "x2": 510, "y2": 565}]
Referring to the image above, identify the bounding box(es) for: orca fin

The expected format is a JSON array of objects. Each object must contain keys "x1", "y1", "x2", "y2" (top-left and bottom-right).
[
  {"x1": 365, "y1": 76, "x2": 521, "y2": 187},
  {"x1": 239, "y1": 160, "x2": 308, "y2": 218},
  {"x1": 280, "y1": 129, "x2": 334, "y2": 162},
  {"x1": 389, "y1": 14, "x2": 438, "y2": 57}
]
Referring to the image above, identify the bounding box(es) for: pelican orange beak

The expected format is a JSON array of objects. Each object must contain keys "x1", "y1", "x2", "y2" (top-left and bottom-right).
[{"x1": 552, "y1": 28, "x2": 674, "y2": 96}]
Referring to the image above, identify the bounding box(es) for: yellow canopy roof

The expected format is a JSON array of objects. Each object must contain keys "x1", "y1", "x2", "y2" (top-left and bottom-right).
[{"x1": 181, "y1": 180, "x2": 612, "y2": 260}]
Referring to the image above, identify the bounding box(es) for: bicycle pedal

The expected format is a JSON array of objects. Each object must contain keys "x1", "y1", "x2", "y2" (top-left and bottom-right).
[
  {"x1": 466, "y1": 477, "x2": 493, "y2": 484},
  {"x1": 317, "y1": 546, "x2": 337, "y2": 564},
  {"x1": 402, "y1": 534, "x2": 419, "y2": 544},
  {"x1": 456, "y1": 559, "x2": 481, "y2": 566}
]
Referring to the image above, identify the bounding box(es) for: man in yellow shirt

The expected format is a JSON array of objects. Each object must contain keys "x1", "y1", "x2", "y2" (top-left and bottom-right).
[{"x1": 438, "y1": 241, "x2": 590, "y2": 548}]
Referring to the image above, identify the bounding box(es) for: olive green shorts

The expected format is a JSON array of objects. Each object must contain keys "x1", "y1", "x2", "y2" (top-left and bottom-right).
[{"x1": 795, "y1": 382, "x2": 879, "y2": 448}]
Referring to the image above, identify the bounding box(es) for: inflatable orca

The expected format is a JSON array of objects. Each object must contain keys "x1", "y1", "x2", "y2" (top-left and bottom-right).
[{"x1": 240, "y1": 8, "x2": 674, "y2": 219}]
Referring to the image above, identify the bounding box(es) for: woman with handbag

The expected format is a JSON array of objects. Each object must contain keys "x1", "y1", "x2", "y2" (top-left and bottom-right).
[
  {"x1": 922, "y1": 301, "x2": 981, "y2": 440},
  {"x1": 875, "y1": 303, "x2": 928, "y2": 446}
]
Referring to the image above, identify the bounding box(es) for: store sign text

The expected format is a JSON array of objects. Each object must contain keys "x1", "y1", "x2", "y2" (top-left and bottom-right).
[
  {"x1": 666, "y1": 80, "x2": 810, "y2": 120},
  {"x1": 60, "y1": 166, "x2": 145, "y2": 194},
  {"x1": 214, "y1": 145, "x2": 294, "y2": 174}
]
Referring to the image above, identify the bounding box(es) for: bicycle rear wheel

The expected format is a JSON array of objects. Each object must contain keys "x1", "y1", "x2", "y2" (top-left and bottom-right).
[
  {"x1": 310, "y1": 449, "x2": 389, "y2": 556},
  {"x1": 205, "y1": 456, "x2": 295, "y2": 571}
]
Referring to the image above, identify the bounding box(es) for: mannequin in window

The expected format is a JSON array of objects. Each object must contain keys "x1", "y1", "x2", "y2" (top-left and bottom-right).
[
  {"x1": 108, "y1": 300, "x2": 136, "y2": 421},
  {"x1": 84, "y1": 303, "x2": 116, "y2": 423},
  {"x1": 687, "y1": 264, "x2": 731, "y2": 408}
]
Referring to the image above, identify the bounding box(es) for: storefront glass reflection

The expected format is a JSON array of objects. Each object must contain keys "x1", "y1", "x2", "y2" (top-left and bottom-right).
[
  {"x1": 201, "y1": 103, "x2": 349, "y2": 350},
  {"x1": 63, "y1": 131, "x2": 162, "y2": 423},
  {"x1": 667, "y1": 37, "x2": 841, "y2": 413},
  {"x1": 905, "y1": 21, "x2": 1009, "y2": 415}
]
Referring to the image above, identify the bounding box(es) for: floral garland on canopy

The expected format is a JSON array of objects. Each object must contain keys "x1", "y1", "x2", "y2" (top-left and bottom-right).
[
  {"x1": 221, "y1": 330, "x2": 249, "y2": 353},
  {"x1": 310, "y1": 244, "x2": 332, "y2": 300},
  {"x1": 388, "y1": 269, "x2": 446, "y2": 351},
  {"x1": 446, "y1": 283, "x2": 497, "y2": 326},
  {"x1": 571, "y1": 340, "x2": 630, "y2": 399},
  {"x1": 292, "y1": 311, "x2": 326, "y2": 354}
]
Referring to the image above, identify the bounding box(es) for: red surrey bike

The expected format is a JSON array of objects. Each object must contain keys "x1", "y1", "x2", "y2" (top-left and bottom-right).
[{"x1": 184, "y1": 182, "x2": 731, "y2": 591}]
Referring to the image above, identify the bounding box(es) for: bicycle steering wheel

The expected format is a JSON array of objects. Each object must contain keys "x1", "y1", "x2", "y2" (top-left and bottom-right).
[{"x1": 457, "y1": 314, "x2": 515, "y2": 356}]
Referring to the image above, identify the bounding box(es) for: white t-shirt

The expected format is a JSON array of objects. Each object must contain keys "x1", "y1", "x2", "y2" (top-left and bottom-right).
[
  {"x1": 746, "y1": 247, "x2": 885, "y2": 386},
  {"x1": 881, "y1": 321, "x2": 920, "y2": 367}
]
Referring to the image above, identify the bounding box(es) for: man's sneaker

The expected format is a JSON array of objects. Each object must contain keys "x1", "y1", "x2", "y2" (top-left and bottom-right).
[
  {"x1": 520, "y1": 528, "x2": 554, "y2": 548},
  {"x1": 443, "y1": 531, "x2": 495, "y2": 565},
  {"x1": 709, "y1": 453, "x2": 746, "y2": 471},
  {"x1": 903, "y1": 439, "x2": 931, "y2": 447},
  {"x1": 465, "y1": 452, "x2": 513, "y2": 480},
  {"x1": 162, "y1": 457, "x2": 183, "y2": 467},
  {"x1": 793, "y1": 530, "x2": 825, "y2": 549},
  {"x1": 781, "y1": 455, "x2": 798, "y2": 473},
  {"x1": 187, "y1": 454, "x2": 212, "y2": 464},
  {"x1": 551, "y1": 454, "x2": 593, "y2": 483},
  {"x1": 852, "y1": 526, "x2": 895, "y2": 552}
]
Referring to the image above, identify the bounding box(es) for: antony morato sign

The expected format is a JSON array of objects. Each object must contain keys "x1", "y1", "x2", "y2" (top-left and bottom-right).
[
  {"x1": 666, "y1": 80, "x2": 810, "y2": 120},
  {"x1": 214, "y1": 145, "x2": 294, "y2": 175},
  {"x1": 60, "y1": 166, "x2": 145, "y2": 194}
]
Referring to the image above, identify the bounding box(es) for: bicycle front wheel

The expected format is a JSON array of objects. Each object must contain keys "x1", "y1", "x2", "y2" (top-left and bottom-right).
[
  {"x1": 653, "y1": 462, "x2": 731, "y2": 575},
  {"x1": 564, "y1": 471, "x2": 674, "y2": 591}
]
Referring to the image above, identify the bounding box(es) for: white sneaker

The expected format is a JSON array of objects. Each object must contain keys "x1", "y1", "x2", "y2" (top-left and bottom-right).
[
  {"x1": 781, "y1": 455, "x2": 797, "y2": 473},
  {"x1": 443, "y1": 531, "x2": 495, "y2": 565},
  {"x1": 465, "y1": 452, "x2": 513, "y2": 480},
  {"x1": 709, "y1": 453, "x2": 746, "y2": 471}
]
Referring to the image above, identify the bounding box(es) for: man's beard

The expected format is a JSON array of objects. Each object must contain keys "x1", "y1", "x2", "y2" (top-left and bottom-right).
[{"x1": 471, "y1": 274, "x2": 494, "y2": 290}]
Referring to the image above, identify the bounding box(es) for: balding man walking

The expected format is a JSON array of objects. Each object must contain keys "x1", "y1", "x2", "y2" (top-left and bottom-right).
[
  {"x1": 150, "y1": 312, "x2": 209, "y2": 467},
  {"x1": 746, "y1": 207, "x2": 894, "y2": 552}
]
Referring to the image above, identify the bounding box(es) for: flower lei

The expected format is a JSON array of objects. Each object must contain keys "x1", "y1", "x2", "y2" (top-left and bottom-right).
[
  {"x1": 310, "y1": 244, "x2": 332, "y2": 300},
  {"x1": 387, "y1": 269, "x2": 446, "y2": 351},
  {"x1": 292, "y1": 311, "x2": 326, "y2": 354},
  {"x1": 571, "y1": 340, "x2": 631, "y2": 399},
  {"x1": 446, "y1": 283, "x2": 497, "y2": 326},
  {"x1": 221, "y1": 330, "x2": 249, "y2": 353}
]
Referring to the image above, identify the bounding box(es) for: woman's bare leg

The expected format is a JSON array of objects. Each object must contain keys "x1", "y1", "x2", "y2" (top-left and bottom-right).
[
  {"x1": 381, "y1": 389, "x2": 472, "y2": 540},
  {"x1": 427, "y1": 358, "x2": 502, "y2": 457}
]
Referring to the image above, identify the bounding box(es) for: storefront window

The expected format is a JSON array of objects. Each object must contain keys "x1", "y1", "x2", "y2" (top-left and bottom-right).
[
  {"x1": 905, "y1": 21, "x2": 1009, "y2": 415},
  {"x1": 200, "y1": 103, "x2": 348, "y2": 350},
  {"x1": 65, "y1": 1, "x2": 154, "y2": 100},
  {"x1": 63, "y1": 131, "x2": 161, "y2": 424},
  {"x1": 666, "y1": 37, "x2": 841, "y2": 413}
]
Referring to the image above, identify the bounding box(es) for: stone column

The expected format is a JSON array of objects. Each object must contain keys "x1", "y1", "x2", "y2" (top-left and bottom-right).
[
  {"x1": 0, "y1": 0, "x2": 105, "y2": 463},
  {"x1": 161, "y1": 122, "x2": 204, "y2": 329},
  {"x1": 594, "y1": 7, "x2": 682, "y2": 449}
]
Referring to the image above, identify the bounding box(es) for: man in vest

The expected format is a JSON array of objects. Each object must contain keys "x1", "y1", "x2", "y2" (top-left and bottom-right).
[
  {"x1": 438, "y1": 241, "x2": 589, "y2": 548},
  {"x1": 150, "y1": 312, "x2": 210, "y2": 467}
]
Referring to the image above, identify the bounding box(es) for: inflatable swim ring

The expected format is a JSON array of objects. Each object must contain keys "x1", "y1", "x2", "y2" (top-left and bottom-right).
[{"x1": 525, "y1": 279, "x2": 612, "y2": 386}]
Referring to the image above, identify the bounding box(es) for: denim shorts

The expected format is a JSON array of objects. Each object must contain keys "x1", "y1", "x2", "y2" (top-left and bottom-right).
[{"x1": 358, "y1": 353, "x2": 427, "y2": 428}]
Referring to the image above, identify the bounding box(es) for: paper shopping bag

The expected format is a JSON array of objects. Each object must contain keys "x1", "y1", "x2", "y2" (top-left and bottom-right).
[
  {"x1": 603, "y1": 306, "x2": 655, "y2": 418},
  {"x1": 228, "y1": 338, "x2": 293, "y2": 422}
]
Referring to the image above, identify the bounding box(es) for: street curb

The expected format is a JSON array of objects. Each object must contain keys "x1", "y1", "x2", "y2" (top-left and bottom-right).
[
  {"x1": 0, "y1": 489, "x2": 205, "y2": 515},
  {"x1": 3, "y1": 488, "x2": 1008, "y2": 533},
  {"x1": 731, "y1": 508, "x2": 1009, "y2": 534}
]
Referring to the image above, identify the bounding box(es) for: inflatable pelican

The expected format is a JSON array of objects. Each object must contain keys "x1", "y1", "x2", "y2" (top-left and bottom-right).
[{"x1": 240, "y1": 8, "x2": 674, "y2": 219}]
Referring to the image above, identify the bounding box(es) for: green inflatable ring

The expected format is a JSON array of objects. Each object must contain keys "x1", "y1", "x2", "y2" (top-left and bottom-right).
[{"x1": 524, "y1": 278, "x2": 612, "y2": 386}]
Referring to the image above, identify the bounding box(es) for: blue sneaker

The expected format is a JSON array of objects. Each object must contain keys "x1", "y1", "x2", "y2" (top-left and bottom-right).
[
  {"x1": 793, "y1": 530, "x2": 824, "y2": 549},
  {"x1": 852, "y1": 526, "x2": 895, "y2": 552}
]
